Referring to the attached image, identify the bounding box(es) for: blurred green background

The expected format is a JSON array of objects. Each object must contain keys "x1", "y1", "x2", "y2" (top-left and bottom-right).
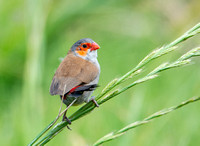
[{"x1": 0, "y1": 0, "x2": 200, "y2": 145}]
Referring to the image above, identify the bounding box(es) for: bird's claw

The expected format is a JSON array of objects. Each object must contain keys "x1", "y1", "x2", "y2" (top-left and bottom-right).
[
  {"x1": 90, "y1": 96, "x2": 99, "y2": 107},
  {"x1": 62, "y1": 116, "x2": 72, "y2": 125},
  {"x1": 62, "y1": 115, "x2": 72, "y2": 130}
]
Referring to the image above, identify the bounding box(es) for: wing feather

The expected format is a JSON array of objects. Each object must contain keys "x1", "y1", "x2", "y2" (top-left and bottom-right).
[{"x1": 50, "y1": 53, "x2": 99, "y2": 95}]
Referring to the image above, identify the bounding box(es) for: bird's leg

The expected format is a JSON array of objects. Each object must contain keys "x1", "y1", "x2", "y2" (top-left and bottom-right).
[
  {"x1": 61, "y1": 94, "x2": 72, "y2": 124},
  {"x1": 89, "y1": 96, "x2": 99, "y2": 107},
  {"x1": 62, "y1": 110, "x2": 71, "y2": 124},
  {"x1": 61, "y1": 99, "x2": 77, "y2": 130},
  {"x1": 62, "y1": 111, "x2": 72, "y2": 130},
  {"x1": 60, "y1": 95, "x2": 71, "y2": 124}
]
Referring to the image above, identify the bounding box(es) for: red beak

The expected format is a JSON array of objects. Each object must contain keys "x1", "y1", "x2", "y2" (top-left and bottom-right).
[{"x1": 91, "y1": 42, "x2": 100, "y2": 51}]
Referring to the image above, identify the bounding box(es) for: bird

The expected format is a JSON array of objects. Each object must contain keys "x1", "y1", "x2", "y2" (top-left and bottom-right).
[{"x1": 50, "y1": 38, "x2": 100, "y2": 124}]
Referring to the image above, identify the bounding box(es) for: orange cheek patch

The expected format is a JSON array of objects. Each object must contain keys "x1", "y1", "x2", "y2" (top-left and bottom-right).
[{"x1": 77, "y1": 50, "x2": 88, "y2": 56}]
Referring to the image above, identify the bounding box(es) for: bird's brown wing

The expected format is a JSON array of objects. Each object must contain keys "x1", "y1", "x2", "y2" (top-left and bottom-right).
[{"x1": 50, "y1": 53, "x2": 99, "y2": 95}]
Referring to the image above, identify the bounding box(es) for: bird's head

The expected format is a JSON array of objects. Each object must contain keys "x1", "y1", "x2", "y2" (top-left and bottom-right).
[{"x1": 70, "y1": 38, "x2": 100, "y2": 59}]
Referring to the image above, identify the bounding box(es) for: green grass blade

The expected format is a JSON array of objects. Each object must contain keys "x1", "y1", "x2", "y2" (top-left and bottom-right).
[{"x1": 93, "y1": 96, "x2": 200, "y2": 146}]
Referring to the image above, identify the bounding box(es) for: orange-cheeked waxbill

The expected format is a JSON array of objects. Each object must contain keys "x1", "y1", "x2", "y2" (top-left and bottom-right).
[{"x1": 50, "y1": 38, "x2": 100, "y2": 124}]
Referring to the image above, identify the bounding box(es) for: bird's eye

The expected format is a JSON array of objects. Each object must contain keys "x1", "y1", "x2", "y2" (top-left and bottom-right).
[{"x1": 82, "y1": 44, "x2": 87, "y2": 48}]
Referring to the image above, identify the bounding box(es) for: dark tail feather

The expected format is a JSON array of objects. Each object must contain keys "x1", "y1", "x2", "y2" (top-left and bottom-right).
[{"x1": 74, "y1": 84, "x2": 99, "y2": 92}]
